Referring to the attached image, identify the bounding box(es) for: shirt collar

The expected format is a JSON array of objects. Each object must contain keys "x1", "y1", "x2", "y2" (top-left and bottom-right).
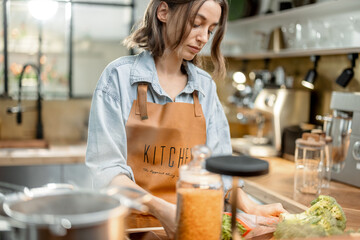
[{"x1": 129, "y1": 51, "x2": 205, "y2": 97}]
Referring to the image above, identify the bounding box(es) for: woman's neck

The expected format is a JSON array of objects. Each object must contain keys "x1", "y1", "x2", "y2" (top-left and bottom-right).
[
  {"x1": 155, "y1": 50, "x2": 183, "y2": 76},
  {"x1": 155, "y1": 50, "x2": 188, "y2": 101}
]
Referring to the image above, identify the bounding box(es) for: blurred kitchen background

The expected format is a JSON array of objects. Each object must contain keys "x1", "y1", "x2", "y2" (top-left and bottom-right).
[{"x1": 0, "y1": 0, "x2": 359, "y2": 188}]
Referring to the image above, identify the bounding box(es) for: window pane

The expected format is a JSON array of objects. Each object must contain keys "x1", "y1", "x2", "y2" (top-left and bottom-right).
[
  {"x1": 8, "y1": 1, "x2": 69, "y2": 100},
  {"x1": 72, "y1": 4, "x2": 130, "y2": 97}
]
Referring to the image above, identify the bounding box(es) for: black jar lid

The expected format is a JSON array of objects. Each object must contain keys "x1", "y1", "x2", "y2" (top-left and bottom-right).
[{"x1": 205, "y1": 155, "x2": 269, "y2": 177}]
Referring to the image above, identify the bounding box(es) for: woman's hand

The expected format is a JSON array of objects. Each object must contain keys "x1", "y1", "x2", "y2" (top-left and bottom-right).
[
  {"x1": 234, "y1": 187, "x2": 288, "y2": 217},
  {"x1": 247, "y1": 202, "x2": 288, "y2": 217},
  {"x1": 111, "y1": 174, "x2": 288, "y2": 239},
  {"x1": 111, "y1": 175, "x2": 177, "y2": 239},
  {"x1": 147, "y1": 196, "x2": 177, "y2": 239}
]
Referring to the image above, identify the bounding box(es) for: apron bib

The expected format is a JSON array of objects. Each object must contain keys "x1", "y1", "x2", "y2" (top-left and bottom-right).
[
  {"x1": 125, "y1": 83, "x2": 206, "y2": 229},
  {"x1": 125, "y1": 83, "x2": 206, "y2": 204}
]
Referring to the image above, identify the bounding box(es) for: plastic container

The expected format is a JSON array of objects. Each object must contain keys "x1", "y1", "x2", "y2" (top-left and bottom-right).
[{"x1": 175, "y1": 145, "x2": 224, "y2": 240}]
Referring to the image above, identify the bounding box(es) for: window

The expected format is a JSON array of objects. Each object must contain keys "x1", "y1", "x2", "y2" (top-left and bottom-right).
[
  {"x1": 1, "y1": 0, "x2": 134, "y2": 99},
  {"x1": 72, "y1": 3, "x2": 131, "y2": 97},
  {"x1": 7, "y1": 1, "x2": 68, "y2": 99}
]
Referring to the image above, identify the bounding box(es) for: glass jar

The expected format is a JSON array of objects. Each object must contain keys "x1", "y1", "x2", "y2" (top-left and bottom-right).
[
  {"x1": 175, "y1": 145, "x2": 224, "y2": 240},
  {"x1": 311, "y1": 129, "x2": 333, "y2": 189},
  {"x1": 294, "y1": 133, "x2": 325, "y2": 195}
]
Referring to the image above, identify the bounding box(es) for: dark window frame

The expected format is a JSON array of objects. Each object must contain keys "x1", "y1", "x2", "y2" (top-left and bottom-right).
[{"x1": 1, "y1": 0, "x2": 135, "y2": 99}]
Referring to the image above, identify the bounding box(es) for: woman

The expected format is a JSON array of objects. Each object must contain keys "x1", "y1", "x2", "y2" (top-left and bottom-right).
[{"x1": 86, "y1": 0, "x2": 286, "y2": 238}]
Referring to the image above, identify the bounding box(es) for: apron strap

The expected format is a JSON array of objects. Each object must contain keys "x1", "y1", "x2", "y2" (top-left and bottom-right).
[
  {"x1": 136, "y1": 83, "x2": 148, "y2": 120},
  {"x1": 193, "y1": 91, "x2": 202, "y2": 117}
]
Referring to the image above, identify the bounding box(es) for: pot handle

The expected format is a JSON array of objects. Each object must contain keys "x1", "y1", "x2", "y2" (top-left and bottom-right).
[
  {"x1": 101, "y1": 186, "x2": 150, "y2": 212},
  {"x1": 0, "y1": 215, "x2": 26, "y2": 229},
  {"x1": 0, "y1": 182, "x2": 27, "y2": 193},
  {"x1": 48, "y1": 218, "x2": 72, "y2": 237},
  {"x1": 42, "y1": 183, "x2": 77, "y2": 190},
  {"x1": 21, "y1": 183, "x2": 77, "y2": 198},
  {"x1": 0, "y1": 215, "x2": 27, "y2": 240}
]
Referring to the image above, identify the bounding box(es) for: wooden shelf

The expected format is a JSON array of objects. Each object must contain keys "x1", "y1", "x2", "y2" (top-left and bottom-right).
[
  {"x1": 229, "y1": 0, "x2": 360, "y2": 28},
  {"x1": 226, "y1": 47, "x2": 360, "y2": 60},
  {"x1": 213, "y1": 0, "x2": 360, "y2": 59}
]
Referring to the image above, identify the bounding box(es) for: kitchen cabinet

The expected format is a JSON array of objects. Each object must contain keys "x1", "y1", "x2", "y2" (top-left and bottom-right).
[
  {"x1": 212, "y1": 0, "x2": 360, "y2": 59},
  {"x1": 0, "y1": 165, "x2": 62, "y2": 188},
  {"x1": 0, "y1": 143, "x2": 92, "y2": 188},
  {"x1": 0, "y1": 164, "x2": 92, "y2": 189}
]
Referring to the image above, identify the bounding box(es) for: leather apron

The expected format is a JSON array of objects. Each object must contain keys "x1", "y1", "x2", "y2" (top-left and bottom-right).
[{"x1": 125, "y1": 83, "x2": 206, "y2": 227}]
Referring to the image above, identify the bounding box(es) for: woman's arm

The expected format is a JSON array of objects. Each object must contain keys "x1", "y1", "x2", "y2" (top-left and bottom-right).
[
  {"x1": 228, "y1": 187, "x2": 287, "y2": 217},
  {"x1": 86, "y1": 63, "x2": 135, "y2": 188},
  {"x1": 111, "y1": 175, "x2": 176, "y2": 239},
  {"x1": 204, "y1": 82, "x2": 287, "y2": 217}
]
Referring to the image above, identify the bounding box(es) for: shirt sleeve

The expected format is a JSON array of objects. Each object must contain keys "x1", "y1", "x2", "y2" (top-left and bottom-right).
[{"x1": 86, "y1": 67, "x2": 134, "y2": 188}]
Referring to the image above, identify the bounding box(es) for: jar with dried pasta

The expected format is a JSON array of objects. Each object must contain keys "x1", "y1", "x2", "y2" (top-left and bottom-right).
[{"x1": 175, "y1": 145, "x2": 224, "y2": 240}]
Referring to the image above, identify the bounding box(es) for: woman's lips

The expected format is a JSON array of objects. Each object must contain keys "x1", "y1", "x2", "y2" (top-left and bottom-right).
[{"x1": 188, "y1": 46, "x2": 201, "y2": 54}]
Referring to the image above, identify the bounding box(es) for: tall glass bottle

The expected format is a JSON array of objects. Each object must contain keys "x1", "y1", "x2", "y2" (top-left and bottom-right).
[{"x1": 175, "y1": 145, "x2": 224, "y2": 240}]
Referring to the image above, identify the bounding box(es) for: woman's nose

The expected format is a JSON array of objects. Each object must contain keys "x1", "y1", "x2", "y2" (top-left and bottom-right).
[{"x1": 197, "y1": 28, "x2": 209, "y2": 43}]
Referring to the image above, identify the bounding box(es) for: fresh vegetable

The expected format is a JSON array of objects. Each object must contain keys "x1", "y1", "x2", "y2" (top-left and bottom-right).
[
  {"x1": 274, "y1": 195, "x2": 347, "y2": 239},
  {"x1": 221, "y1": 212, "x2": 251, "y2": 240}
]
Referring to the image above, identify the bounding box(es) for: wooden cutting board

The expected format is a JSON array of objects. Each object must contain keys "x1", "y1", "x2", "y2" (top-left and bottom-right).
[{"x1": 0, "y1": 139, "x2": 49, "y2": 149}]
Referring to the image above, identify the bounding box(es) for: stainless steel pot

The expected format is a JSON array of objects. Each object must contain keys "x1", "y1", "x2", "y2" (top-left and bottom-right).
[{"x1": 1, "y1": 184, "x2": 149, "y2": 240}]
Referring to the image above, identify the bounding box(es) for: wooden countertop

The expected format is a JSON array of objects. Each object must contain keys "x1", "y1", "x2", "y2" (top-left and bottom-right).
[
  {"x1": 125, "y1": 157, "x2": 360, "y2": 239},
  {"x1": 0, "y1": 143, "x2": 86, "y2": 166},
  {"x1": 241, "y1": 157, "x2": 360, "y2": 230},
  {"x1": 2, "y1": 145, "x2": 358, "y2": 238}
]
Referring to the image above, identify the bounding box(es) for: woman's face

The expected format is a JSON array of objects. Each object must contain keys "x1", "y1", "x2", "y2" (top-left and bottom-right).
[{"x1": 172, "y1": 0, "x2": 222, "y2": 61}]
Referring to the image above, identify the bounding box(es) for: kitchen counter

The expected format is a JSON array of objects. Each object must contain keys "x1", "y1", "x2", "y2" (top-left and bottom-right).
[
  {"x1": 242, "y1": 157, "x2": 360, "y2": 230},
  {"x1": 0, "y1": 143, "x2": 87, "y2": 166},
  {"x1": 1, "y1": 145, "x2": 359, "y2": 235},
  {"x1": 126, "y1": 157, "x2": 360, "y2": 240}
]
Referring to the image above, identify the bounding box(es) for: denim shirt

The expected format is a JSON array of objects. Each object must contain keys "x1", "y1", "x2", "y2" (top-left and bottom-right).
[{"x1": 86, "y1": 51, "x2": 233, "y2": 191}]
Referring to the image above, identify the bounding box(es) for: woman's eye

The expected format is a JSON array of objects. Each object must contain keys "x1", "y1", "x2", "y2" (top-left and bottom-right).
[
  {"x1": 208, "y1": 30, "x2": 214, "y2": 35},
  {"x1": 193, "y1": 24, "x2": 200, "y2": 28}
]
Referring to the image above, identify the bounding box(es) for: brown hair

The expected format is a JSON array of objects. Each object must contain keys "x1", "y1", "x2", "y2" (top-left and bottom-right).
[{"x1": 124, "y1": 0, "x2": 228, "y2": 81}]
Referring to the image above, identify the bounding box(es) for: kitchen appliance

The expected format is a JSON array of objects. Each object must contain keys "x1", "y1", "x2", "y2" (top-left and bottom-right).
[
  {"x1": 328, "y1": 91, "x2": 360, "y2": 187},
  {"x1": 281, "y1": 125, "x2": 312, "y2": 161},
  {"x1": 232, "y1": 89, "x2": 310, "y2": 157},
  {"x1": 254, "y1": 89, "x2": 310, "y2": 153}
]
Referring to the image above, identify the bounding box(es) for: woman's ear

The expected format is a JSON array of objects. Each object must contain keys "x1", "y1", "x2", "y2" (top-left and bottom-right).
[{"x1": 157, "y1": 1, "x2": 169, "y2": 23}]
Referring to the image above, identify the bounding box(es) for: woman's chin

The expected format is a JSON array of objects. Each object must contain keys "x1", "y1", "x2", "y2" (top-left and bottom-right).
[{"x1": 183, "y1": 54, "x2": 196, "y2": 61}]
